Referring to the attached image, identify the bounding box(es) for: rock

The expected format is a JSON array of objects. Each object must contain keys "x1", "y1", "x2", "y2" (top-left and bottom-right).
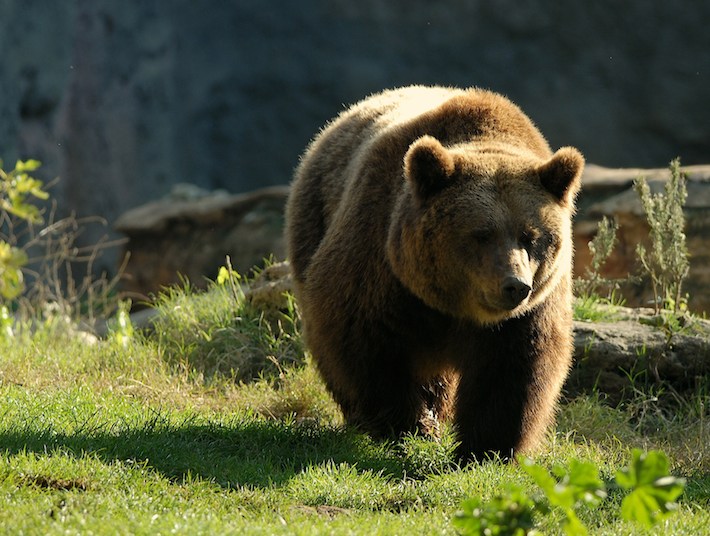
[
  {"x1": 115, "y1": 186, "x2": 289, "y2": 299},
  {"x1": 574, "y1": 164, "x2": 710, "y2": 313},
  {"x1": 117, "y1": 162, "x2": 710, "y2": 311},
  {"x1": 243, "y1": 261, "x2": 294, "y2": 313},
  {"x1": 569, "y1": 310, "x2": 710, "y2": 405}
]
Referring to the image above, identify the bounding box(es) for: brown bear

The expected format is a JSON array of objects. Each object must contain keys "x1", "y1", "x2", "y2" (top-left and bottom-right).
[{"x1": 285, "y1": 85, "x2": 583, "y2": 461}]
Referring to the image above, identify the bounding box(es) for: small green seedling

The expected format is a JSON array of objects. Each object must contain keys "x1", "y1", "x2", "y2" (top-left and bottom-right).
[{"x1": 453, "y1": 485, "x2": 538, "y2": 536}]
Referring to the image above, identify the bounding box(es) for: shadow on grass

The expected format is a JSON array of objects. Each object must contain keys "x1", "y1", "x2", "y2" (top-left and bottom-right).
[{"x1": 0, "y1": 417, "x2": 407, "y2": 489}]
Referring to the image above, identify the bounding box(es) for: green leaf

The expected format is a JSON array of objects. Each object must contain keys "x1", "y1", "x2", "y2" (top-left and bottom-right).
[
  {"x1": 562, "y1": 510, "x2": 588, "y2": 536},
  {"x1": 615, "y1": 449, "x2": 686, "y2": 528},
  {"x1": 14, "y1": 159, "x2": 41, "y2": 172},
  {"x1": 1, "y1": 199, "x2": 43, "y2": 223},
  {"x1": 616, "y1": 449, "x2": 669, "y2": 489},
  {"x1": 520, "y1": 457, "x2": 606, "y2": 510},
  {"x1": 565, "y1": 459, "x2": 607, "y2": 506},
  {"x1": 0, "y1": 242, "x2": 28, "y2": 300},
  {"x1": 217, "y1": 266, "x2": 231, "y2": 285},
  {"x1": 519, "y1": 457, "x2": 557, "y2": 497},
  {"x1": 518, "y1": 457, "x2": 606, "y2": 536},
  {"x1": 0, "y1": 265, "x2": 25, "y2": 300}
]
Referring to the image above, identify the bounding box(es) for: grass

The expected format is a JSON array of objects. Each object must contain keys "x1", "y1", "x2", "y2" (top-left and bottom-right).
[
  {"x1": 0, "y1": 279, "x2": 708, "y2": 534},
  {"x1": 573, "y1": 292, "x2": 625, "y2": 323}
]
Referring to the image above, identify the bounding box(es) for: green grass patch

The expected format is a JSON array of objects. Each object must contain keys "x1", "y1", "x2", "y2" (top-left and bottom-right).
[
  {"x1": 0, "y1": 279, "x2": 707, "y2": 534},
  {"x1": 573, "y1": 293, "x2": 625, "y2": 323}
]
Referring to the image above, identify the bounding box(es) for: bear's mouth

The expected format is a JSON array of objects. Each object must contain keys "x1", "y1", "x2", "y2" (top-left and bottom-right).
[
  {"x1": 479, "y1": 286, "x2": 533, "y2": 316},
  {"x1": 470, "y1": 296, "x2": 529, "y2": 324},
  {"x1": 486, "y1": 298, "x2": 529, "y2": 314}
]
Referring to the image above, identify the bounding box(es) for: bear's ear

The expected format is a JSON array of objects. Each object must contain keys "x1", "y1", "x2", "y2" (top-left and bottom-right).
[
  {"x1": 404, "y1": 136, "x2": 456, "y2": 198},
  {"x1": 538, "y1": 147, "x2": 584, "y2": 206}
]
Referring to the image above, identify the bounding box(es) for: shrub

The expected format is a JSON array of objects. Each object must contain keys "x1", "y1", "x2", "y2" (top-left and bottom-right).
[
  {"x1": 0, "y1": 159, "x2": 48, "y2": 301},
  {"x1": 577, "y1": 215, "x2": 619, "y2": 300},
  {"x1": 634, "y1": 158, "x2": 689, "y2": 314},
  {"x1": 0, "y1": 158, "x2": 126, "y2": 334}
]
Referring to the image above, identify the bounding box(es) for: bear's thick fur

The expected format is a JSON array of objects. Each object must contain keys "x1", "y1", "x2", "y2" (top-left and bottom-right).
[{"x1": 286, "y1": 86, "x2": 584, "y2": 460}]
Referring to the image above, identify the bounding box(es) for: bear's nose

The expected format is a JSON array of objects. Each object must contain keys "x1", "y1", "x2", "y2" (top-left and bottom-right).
[{"x1": 500, "y1": 276, "x2": 532, "y2": 309}]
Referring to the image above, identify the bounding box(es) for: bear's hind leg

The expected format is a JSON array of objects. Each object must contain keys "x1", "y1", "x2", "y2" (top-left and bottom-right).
[
  {"x1": 418, "y1": 372, "x2": 457, "y2": 438},
  {"x1": 330, "y1": 366, "x2": 430, "y2": 440},
  {"x1": 453, "y1": 364, "x2": 529, "y2": 462}
]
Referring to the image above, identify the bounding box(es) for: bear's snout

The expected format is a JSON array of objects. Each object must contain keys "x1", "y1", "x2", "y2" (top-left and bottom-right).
[{"x1": 500, "y1": 275, "x2": 532, "y2": 309}]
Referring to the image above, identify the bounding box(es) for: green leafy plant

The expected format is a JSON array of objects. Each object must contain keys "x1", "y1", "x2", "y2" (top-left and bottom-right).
[
  {"x1": 0, "y1": 159, "x2": 49, "y2": 303},
  {"x1": 0, "y1": 158, "x2": 127, "y2": 332},
  {"x1": 107, "y1": 299, "x2": 134, "y2": 347},
  {"x1": 520, "y1": 458, "x2": 606, "y2": 536},
  {"x1": 573, "y1": 216, "x2": 626, "y2": 323},
  {"x1": 454, "y1": 450, "x2": 685, "y2": 536},
  {"x1": 616, "y1": 449, "x2": 686, "y2": 528},
  {"x1": 0, "y1": 159, "x2": 48, "y2": 223},
  {"x1": 216, "y1": 255, "x2": 243, "y2": 301},
  {"x1": 634, "y1": 158, "x2": 689, "y2": 314}
]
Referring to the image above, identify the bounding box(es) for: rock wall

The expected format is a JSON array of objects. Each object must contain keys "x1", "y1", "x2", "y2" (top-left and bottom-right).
[{"x1": 1, "y1": 1, "x2": 709, "y2": 274}]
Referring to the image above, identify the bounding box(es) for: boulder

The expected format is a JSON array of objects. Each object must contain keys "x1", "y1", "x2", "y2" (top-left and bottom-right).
[
  {"x1": 568, "y1": 308, "x2": 710, "y2": 405},
  {"x1": 115, "y1": 185, "x2": 288, "y2": 299}
]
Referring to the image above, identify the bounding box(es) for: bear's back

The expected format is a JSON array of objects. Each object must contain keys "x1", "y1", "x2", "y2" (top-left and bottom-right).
[
  {"x1": 286, "y1": 86, "x2": 550, "y2": 281},
  {"x1": 287, "y1": 86, "x2": 463, "y2": 279},
  {"x1": 298, "y1": 86, "x2": 464, "y2": 210}
]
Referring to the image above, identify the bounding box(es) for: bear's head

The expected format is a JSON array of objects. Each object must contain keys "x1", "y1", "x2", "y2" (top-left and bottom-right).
[{"x1": 387, "y1": 135, "x2": 584, "y2": 325}]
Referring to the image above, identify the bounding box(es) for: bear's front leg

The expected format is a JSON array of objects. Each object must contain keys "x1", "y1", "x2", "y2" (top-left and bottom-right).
[{"x1": 452, "y1": 311, "x2": 572, "y2": 462}]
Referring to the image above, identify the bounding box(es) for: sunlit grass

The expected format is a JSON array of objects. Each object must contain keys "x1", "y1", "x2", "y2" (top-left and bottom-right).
[{"x1": 0, "y1": 277, "x2": 707, "y2": 534}]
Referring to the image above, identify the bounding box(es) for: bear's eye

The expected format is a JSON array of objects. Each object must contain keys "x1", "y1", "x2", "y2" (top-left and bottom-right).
[{"x1": 519, "y1": 228, "x2": 540, "y2": 248}]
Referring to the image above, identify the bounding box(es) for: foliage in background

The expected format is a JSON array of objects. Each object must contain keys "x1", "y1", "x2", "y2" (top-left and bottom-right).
[
  {"x1": 576, "y1": 215, "x2": 619, "y2": 301},
  {"x1": 574, "y1": 158, "x2": 692, "y2": 325},
  {"x1": 0, "y1": 159, "x2": 126, "y2": 336},
  {"x1": 0, "y1": 159, "x2": 48, "y2": 302},
  {"x1": 573, "y1": 215, "x2": 624, "y2": 323},
  {"x1": 634, "y1": 158, "x2": 689, "y2": 314}
]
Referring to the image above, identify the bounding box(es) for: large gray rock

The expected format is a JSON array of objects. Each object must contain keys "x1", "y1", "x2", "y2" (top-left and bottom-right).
[
  {"x1": 2, "y1": 1, "x2": 709, "y2": 276},
  {"x1": 569, "y1": 309, "x2": 710, "y2": 405}
]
